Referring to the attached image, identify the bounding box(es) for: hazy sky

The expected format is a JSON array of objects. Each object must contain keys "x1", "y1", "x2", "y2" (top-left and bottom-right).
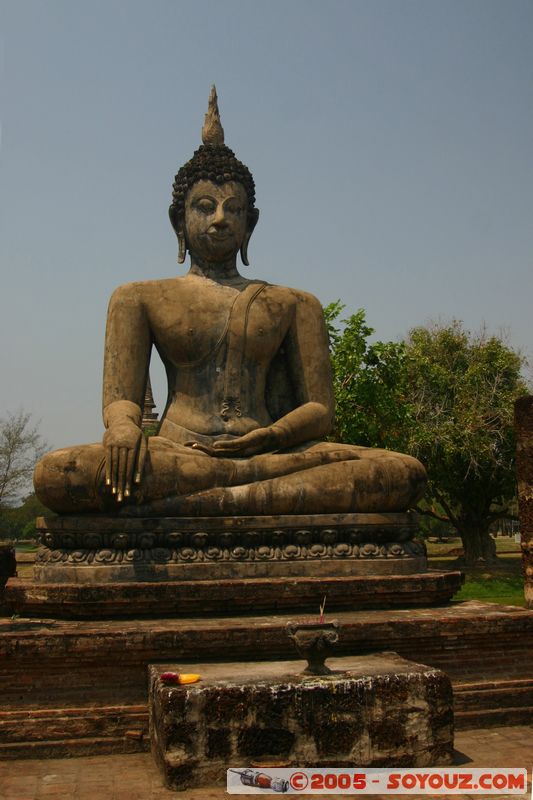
[{"x1": 1, "y1": 0, "x2": 532, "y2": 450}]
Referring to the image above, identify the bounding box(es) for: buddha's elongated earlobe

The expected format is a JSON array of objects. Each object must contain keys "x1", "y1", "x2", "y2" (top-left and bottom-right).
[
  {"x1": 240, "y1": 208, "x2": 259, "y2": 267},
  {"x1": 240, "y1": 232, "x2": 251, "y2": 267},
  {"x1": 169, "y1": 205, "x2": 187, "y2": 264},
  {"x1": 177, "y1": 229, "x2": 187, "y2": 264}
]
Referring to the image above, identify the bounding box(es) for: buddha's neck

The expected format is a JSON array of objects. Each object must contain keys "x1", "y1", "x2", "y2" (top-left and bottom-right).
[{"x1": 188, "y1": 255, "x2": 244, "y2": 284}]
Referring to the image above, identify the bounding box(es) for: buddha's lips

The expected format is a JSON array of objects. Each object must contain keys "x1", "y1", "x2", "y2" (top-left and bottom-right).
[{"x1": 207, "y1": 232, "x2": 232, "y2": 241}]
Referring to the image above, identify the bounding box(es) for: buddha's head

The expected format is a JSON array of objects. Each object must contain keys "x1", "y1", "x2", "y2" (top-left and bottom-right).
[{"x1": 169, "y1": 87, "x2": 259, "y2": 266}]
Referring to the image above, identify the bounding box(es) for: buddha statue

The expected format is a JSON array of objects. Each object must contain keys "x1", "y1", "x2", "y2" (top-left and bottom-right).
[{"x1": 34, "y1": 88, "x2": 426, "y2": 519}]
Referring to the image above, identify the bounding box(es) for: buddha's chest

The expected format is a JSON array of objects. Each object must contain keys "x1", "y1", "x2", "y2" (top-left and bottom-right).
[{"x1": 147, "y1": 285, "x2": 293, "y2": 368}]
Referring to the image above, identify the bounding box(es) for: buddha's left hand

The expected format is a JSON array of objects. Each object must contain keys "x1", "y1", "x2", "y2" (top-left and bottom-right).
[{"x1": 212, "y1": 427, "x2": 281, "y2": 457}]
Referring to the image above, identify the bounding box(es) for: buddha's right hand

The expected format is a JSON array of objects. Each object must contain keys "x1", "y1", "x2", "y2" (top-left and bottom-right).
[{"x1": 103, "y1": 419, "x2": 147, "y2": 503}]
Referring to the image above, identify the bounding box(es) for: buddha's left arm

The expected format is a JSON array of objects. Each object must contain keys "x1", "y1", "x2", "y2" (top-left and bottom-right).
[
  {"x1": 269, "y1": 290, "x2": 335, "y2": 446},
  {"x1": 213, "y1": 291, "x2": 334, "y2": 456}
]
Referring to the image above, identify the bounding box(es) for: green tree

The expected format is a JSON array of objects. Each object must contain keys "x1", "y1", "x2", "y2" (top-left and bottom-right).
[
  {"x1": 326, "y1": 308, "x2": 528, "y2": 565},
  {"x1": 404, "y1": 321, "x2": 527, "y2": 564}
]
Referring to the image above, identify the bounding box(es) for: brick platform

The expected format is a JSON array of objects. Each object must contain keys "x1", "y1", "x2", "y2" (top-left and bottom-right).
[
  {"x1": 1, "y1": 601, "x2": 532, "y2": 758},
  {"x1": 5, "y1": 570, "x2": 463, "y2": 618}
]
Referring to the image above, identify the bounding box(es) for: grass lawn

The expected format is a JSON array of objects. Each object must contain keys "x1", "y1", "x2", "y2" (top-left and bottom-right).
[
  {"x1": 14, "y1": 541, "x2": 38, "y2": 553},
  {"x1": 425, "y1": 535, "x2": 520, "y2": 558},
  {"x1": 427, "y1": 535, "x2": 526, "y2": 607},
  {"x1": 453, "y1": 572, "x2": 526, "y2": 607}
]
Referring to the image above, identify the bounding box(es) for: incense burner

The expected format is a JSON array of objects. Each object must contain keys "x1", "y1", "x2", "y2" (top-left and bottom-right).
[{"x1": 286, "y1": 619, "x2": 339, "y2": 675}]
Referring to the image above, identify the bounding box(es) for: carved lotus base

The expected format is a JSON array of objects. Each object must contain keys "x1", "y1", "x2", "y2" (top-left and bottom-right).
[{"x1": 33, "y1": 511, "x2": 426, "y2": 583}]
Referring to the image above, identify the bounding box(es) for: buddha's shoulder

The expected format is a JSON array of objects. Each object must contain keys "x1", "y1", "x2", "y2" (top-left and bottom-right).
[
  {"x1": 108, "y1": 278, "x2": 323, "y2": 314},
  {"x1": 265, "y1": 283, "x2": 323, "y2": 311},
  {"x1": 108, "y1": 277, "x2": 188, "y2": 305}
]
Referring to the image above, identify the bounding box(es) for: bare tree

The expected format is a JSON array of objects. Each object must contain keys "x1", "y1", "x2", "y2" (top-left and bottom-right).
[{"x1": 0, "y1": 410, "x2": 47, "y2": 508}]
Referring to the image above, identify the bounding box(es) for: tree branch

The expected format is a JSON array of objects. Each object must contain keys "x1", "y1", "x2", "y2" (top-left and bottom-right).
[
  {"x1": 416, "y1": 505, "x2": 449, "y2": 524},
  {"x1": 432, "y1": 489, "x2": 460, "y2": 530}
]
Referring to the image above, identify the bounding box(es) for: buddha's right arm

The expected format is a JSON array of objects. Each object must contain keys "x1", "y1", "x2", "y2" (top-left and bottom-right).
[
  {"x1": 101, "y1": 284, "x2": 152, "y2": 499},
  {"x1": 102, "y1": 284, "x2": 152, "y2": 413}
]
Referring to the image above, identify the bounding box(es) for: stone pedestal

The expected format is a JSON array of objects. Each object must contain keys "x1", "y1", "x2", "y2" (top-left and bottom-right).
[
  {"x1": 5, "y1": 511, "x2": 463, "y2": 617},
  {"x1": 149, "y1": 654, "x2": 454, "y2": 791}
]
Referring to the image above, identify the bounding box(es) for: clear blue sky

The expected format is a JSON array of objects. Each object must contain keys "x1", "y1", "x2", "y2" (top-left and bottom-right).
[{"x1": 1, "y1": 0, "x2": 532, "y2": 449}]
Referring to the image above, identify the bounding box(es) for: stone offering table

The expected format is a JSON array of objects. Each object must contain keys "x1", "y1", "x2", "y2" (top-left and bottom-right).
[{"x1": 149, "y1": 654, "x2": 454, "y2": 791}]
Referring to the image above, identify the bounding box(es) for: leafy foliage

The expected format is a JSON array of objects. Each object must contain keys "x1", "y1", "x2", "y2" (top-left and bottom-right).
[
  {"x1": 0, "y1": 493, "x2": 50, "y2": 541},
  {"x1": 324, "y1": 303, "x2": 409, "y2": 452}
]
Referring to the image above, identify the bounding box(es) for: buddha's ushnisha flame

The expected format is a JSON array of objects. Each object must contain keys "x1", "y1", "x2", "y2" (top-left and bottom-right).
[{"x1": 202, "y1": 85, "x2": 225, "y2": 146}]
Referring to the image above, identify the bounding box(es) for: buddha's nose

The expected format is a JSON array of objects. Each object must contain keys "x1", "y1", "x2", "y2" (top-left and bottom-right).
[{"x1": 212, "y1": 204, "x2": 228, "y2": 228}]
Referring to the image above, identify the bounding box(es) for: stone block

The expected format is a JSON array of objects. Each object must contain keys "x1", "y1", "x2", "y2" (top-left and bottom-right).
[{"x1": 149, "y1": 653, "x2": 454, "y2": 790}]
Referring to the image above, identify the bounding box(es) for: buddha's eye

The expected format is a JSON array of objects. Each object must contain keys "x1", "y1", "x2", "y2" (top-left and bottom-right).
[
  {"x1": 225, "y1": 202, "x2": 243, "y2": 216},
  {"x1": 195, "y1": 198, "x2": 216, "y2": 214}
]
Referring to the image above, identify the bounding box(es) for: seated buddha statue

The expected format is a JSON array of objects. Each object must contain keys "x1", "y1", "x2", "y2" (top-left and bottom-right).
[{"x1": 34, "y1": 88, "x2": 426, "y2": 518}]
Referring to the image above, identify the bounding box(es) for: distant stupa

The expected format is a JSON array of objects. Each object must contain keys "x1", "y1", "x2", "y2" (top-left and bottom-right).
[{"x1": 142, "y1": 375, "x2": 159, "y2": 431}]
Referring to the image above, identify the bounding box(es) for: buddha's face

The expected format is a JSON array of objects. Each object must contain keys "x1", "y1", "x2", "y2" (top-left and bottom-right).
[{"x1": 185, "y1": 180, "x2": 248, "y2": 262}]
